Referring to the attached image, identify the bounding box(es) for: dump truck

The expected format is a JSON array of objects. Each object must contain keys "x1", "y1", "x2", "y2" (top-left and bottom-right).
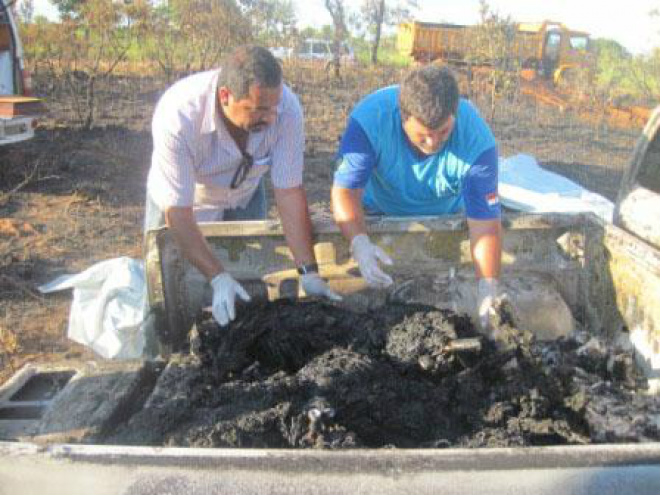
[
  {"x1": 1, "y1": 107, "x2": 660, "y2": 493},
  {"x1": 397, "y1": 20, "x2": 592, "y2": 85}
]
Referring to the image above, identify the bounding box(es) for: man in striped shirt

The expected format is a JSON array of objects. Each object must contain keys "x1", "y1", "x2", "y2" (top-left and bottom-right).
[{"x1": 145, "y1": 45, "x2": 340, "y2": 327}]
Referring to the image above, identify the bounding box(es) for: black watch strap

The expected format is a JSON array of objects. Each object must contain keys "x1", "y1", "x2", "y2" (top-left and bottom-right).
[{"x1": 297, "y1": 262, "x2": 319, "y2": 275}]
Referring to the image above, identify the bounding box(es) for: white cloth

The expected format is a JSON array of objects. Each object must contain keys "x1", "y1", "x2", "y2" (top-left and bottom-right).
[
  {"x1": 38, "y1": 258, "x2": 147, "y2": 360},
  {"x1": 499, "y1": 154, "x2": 614, "y2": 222},
  {"x1": 146, "y1": 69, "x2": 304, "y2": 216}
]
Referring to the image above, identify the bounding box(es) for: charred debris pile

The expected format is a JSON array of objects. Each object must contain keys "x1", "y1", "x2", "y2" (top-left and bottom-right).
[{"x1": 107, "y1": 299, "x2": 660, "y2": 448}]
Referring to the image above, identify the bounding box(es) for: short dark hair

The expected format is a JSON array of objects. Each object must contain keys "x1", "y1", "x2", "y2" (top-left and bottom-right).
[
  {"x1": 217, "y1": 45, "x2": 282, "y2": 100},
  {"x1": 399, "y1": 65, "x2": 459, "y2": 129}
]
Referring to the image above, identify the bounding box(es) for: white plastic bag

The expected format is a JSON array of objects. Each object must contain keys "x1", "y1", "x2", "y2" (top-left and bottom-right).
[
  {"x1": 499, "y1": 154, "x2": 614, "y2": 222},
  {"x1": 38, "y1": 257, "x2": 147, "y2": 359}
]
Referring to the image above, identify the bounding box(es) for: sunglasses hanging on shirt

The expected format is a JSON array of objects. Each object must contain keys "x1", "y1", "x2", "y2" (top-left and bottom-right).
[{"x1": 230, "y1": 152, "x2": 254, "y2": 189}]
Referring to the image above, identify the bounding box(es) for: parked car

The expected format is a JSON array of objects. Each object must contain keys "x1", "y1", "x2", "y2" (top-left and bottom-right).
[
  {"x1": 269, "y1": 46, "x2": 293, "y2": 61},
  {"x1": 0, "y1": 0, "x2": 40, "y2": 146},
  {"x1": 295, "y1": 38, "x2": 355, "y2": 66},
  {"x1": 271, "y1": 39, "x2": 355, "y2": 69}
]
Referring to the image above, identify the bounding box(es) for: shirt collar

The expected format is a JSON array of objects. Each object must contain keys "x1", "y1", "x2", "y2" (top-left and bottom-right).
[{"x1": 200, "y1": 70, "x2": 221, "y2": 135}]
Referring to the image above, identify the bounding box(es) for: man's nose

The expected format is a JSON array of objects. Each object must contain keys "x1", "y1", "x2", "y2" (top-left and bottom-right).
[{"x1": 425, "y1": 133, "x2": 441, "y2": 148}]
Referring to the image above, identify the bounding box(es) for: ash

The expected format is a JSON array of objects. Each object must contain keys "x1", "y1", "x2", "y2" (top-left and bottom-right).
[{"x1": 107, "y1": 299, "x2": 660, "y2": 449}]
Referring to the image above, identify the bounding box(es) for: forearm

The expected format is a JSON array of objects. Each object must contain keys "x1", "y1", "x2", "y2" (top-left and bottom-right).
[
  {"x1": 331, "y1": 186, "x2": 366, "y2": 242},
  {"x1": 165, "y1": 207, "x2": 223, "y2": 280},
  {"x1": 274, "y1": 186, "x2": 316, "y2": 266},
  {"x1": 467, "y1": 218, "x2": 502, "y2": 279}
]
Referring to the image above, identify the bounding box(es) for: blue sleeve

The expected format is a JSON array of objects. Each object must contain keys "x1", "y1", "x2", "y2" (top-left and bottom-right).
[
  {"x1": 462, "y1": 146, "x2": 501, "y2": 220},
  {"x1": 333, "y1": 117, "x2": 377, "y2": 189}
]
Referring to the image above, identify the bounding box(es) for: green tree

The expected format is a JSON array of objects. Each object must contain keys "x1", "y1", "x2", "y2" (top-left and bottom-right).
[
  {"x1": 38, "y1": 0, "x2": 149, "y2": 128},
  {"x1": 591, "y1": 38, "x2": 631, "y2": 103},
  {"x1": 627, "y1": 52, "x2": 660, "y2": 105},
  {"x1": 467, "y1": 0, "x2": 520, "y2": 120},
  {"x1": 359, "y1": 0, "x2": 417, "y2": 65},
  {"x1": 50, "y1": 0, "x2": 85, "y2": 17},
  {"x1": 146, "y1": 0, "x2": 250, "y2": 79},
  {"x1": 239, "y1": 0, "x2": 297, "y2": 45},
  {"x1": 299, "y1": 25, "x2": 334, "y2": 41},
  {"x1": 16, "y1": 0, "x2": 35, "y2": 24}
]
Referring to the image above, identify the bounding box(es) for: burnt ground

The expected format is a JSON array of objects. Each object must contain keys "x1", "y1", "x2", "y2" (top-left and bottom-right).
[
  {"x1": 106, "y1": 299, "x2": 659, "y2": 449},
  {"x1": 0, "y1": 62, "x2": 640, "y2": 385}
]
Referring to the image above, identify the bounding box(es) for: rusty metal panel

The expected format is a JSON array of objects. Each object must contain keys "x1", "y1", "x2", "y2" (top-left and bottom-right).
[
  {"x1": 615, "y1": 105, "x2": 660, "y2": 250},
  {"x1": 146, "y1": 214, "x2": 585, "y2": 352},
  {"x1": 582, "y1": 219, "x2": 660, "y2": 390}
]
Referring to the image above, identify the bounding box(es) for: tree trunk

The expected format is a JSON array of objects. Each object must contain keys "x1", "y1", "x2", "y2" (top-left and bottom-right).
[
  {"x1": 324, "y1": 0, "x2": 347, "y2": 80},
  {"x1": 370, "y1": 0, "x2": 385, "y2": 65},
  {"x1": 84, "y1": 75, "x2": 96, "y2": 131}
]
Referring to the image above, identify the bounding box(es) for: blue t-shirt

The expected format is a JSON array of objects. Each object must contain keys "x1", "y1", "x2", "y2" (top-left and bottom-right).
[{"x1": 334, "y1": 86, "x2": 500, "y2": 219}]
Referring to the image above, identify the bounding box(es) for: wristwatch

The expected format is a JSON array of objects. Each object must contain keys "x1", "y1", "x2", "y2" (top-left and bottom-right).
[{"x1": 296, "y1": 262, "x2": 319, "y2": 275}]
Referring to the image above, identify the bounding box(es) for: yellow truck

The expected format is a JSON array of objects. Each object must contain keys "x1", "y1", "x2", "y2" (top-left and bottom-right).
[{"x1": 397, "y1": 20, "x2": 592, "y2": 84}]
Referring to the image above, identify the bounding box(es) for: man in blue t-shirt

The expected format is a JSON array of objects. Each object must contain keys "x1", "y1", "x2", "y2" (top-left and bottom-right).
[{"x1": 331, "y1": 65, "x2": 502, "y2": 331}]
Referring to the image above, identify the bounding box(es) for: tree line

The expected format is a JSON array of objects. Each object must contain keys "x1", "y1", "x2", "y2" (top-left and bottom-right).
[{"x1": 13, "y1": 0, "x2": 659, "y2": 129}]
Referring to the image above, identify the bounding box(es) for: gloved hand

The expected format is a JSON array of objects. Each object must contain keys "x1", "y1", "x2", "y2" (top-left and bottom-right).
[
  {"x1": 350, "y1": 234, "x2": 394, "y2": 288},
  {"x1": 210, "y1": 272, "x2": 251, "y2": 326},
  {"x1": 477, "y1": 277, "x2": 499, "y2": 333},
  {"x1": 300, "y1": 273, "x2": 343, "y2": 301}
]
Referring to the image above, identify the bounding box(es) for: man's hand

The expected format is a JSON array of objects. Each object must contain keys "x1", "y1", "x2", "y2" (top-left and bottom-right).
[
  {"x1": 477, "y1": 277, "x2": 499, "y2": 333},
  {"x1": 211, "y1": 272, "x2": 251, "y2": 326},
  {"x1": 301, "y1": 273, "x2": 342, "y2": 301},
  {"x1": 350, "y1": 234, "x2": 394, "y2": 288}
]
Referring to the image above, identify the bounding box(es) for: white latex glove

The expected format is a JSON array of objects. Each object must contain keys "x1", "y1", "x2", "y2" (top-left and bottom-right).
[
  {"x1": 350, "y1": 234, "x2": 394, "y2": 288},
  {"x1": 210, "y1": 272, "x2": 251, "y2": 326},
  {"x1": 477, "y1": 277, "x2": 499, "y2": 332},
  {"x1": 301, "y1": 273, "x2": 343, "y2": 301}
]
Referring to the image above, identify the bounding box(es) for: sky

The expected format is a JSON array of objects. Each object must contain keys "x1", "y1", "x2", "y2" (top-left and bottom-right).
[{"x1": 27, "y1": 0, "x2": 660, "y2": 55}]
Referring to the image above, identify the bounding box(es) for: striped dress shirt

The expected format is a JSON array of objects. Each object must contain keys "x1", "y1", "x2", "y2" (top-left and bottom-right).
[{"x1": 146, "y1": 69, "x2": 304, "y2": 221}]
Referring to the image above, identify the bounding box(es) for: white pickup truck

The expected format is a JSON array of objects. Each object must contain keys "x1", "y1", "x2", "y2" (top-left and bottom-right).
[{"x1": 0, "y1": 0, "x2": 40, "y2": 146}]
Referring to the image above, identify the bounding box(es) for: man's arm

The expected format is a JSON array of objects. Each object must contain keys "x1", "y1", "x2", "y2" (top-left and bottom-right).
[
  {"x1": 467, "y1": 218, "x2": 501, "y2": 279},
  {"x1": 331, "y1": 186, "x2": 366, "y2": 242},
  {"x1": 462, "y1": 146, "x2": 501, "y2": 279},
  {"x1": 165, "y1": 207, "x2": 223, "y2": 280},
  {"x1": 166, "y1": 207, "x2": 252, "y2": 325},
  {"x1": 331, "y1": 117, "x2": 393, "y2": 287},
  {"x1": 462, "y1": 146, "x2": 503, "y2": 331},
  {"x1": 332, "y1": 185, "x2": 393, "y2": 288},
  {"x1": 331, "y1": 117, "x2": 377, "y2": 243},
  {"x1": 275, "y1": 185, "x2": 342, "y2": 300},
  {"x1": 274, "y1": 185, "x2": 316, "y2": 266}
]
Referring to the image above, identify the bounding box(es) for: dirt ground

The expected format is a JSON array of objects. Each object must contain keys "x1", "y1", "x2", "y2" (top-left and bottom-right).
[
  {"x1": 105, "y1": 299, "x2": 658, "y2": 448},
  {"x1": 0, "y1": 62, "x2": 640, "y2": 385}
]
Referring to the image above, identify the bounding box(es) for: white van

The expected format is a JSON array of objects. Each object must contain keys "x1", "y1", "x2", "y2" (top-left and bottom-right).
[
  {"x1": 0, "y1": 0, "x2": 38, "y2": 145},
  {"x1": 294, "y1": 38, "x2": 355, "y2": 66},
  {"x1": 271, "y1": 39, "x2": 356, "y2": 69}
]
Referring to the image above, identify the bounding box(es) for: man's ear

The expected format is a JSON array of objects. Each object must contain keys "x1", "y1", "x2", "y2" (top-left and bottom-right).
[{"x1": 218, "y1": 87, "x2": 231, "y2": 107}]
